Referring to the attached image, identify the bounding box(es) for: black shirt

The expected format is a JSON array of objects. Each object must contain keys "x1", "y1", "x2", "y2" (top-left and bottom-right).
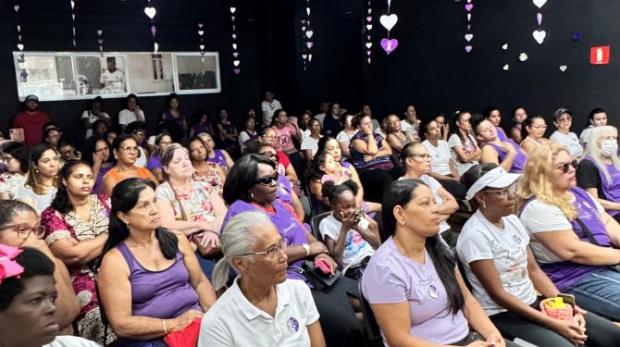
[{"x1": 576, "y1": 159, "x2": 606, "y2": 199}]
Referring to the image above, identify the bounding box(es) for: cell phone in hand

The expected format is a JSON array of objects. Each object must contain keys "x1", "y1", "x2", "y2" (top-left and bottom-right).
[{"x1": 557, "y1": 293, "x2": 576, "y2": 309}]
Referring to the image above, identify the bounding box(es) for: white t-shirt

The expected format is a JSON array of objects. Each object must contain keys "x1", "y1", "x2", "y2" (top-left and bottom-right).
[
  {"x1": 118, "y1": 109, "x2": 145, "y2": 126},
  {"x1": 14, "y1": 185, "x2": 57, "y2": 215},
  {"x1": 301, "y1": 129, "x2": 311, "y2": 143},
  {"x1": 198, "y1": 278, "x2": 319, "y2": 347},
  {"x1": 238, "y1": 130, "x2": 258, "y2": 152},
  {"x1": 99, "y1": 69, "x2": 125, "y2": 94},
  {"x1": 519, "y1": 195, "x2": 604, "y2": 264},
  {"x1": 448, "y1": 133, "x2": 479, "y2": 176},
  {"x1": 135, "y1": 146, "x2": 147, "y2": 168},
  {"x1": 300, "y1": 136, "x2": 322, "y2": 157},
  {"x1": 319, "y1": 214, "x2": 375, "y2": 267},
  {"x1": 44, "y1": 336, "x2": 100, "y2": 347},
  {"x1": 549, "y1": 131, "x2": 583, "y2": 159},
  {"x1": 400, "y1": 119, "x2": 419, "y2": 137},
  {"x1": 81, "y1": 111, "x2": 111, "y2": 138},
  {"x1": 314, "y1": 113, "x2": 326, "y2": 127},
  {"x1": 422, "y1": 140, "x2": 453, "y2": 176},
  {"x1": 261, "y1": 99, "x2": 283, "y2": 125},
  {"x1": 457, "y1": 211, "x2": 537, "y2": 315},
  {"x1": 336, "y1": 130, "x2": 357, "y2": 144}
]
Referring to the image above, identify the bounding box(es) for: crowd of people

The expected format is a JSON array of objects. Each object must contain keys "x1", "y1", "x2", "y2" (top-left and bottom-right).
[{"x1": 1, "y1": 92, "x2": 620, "y2": 347}]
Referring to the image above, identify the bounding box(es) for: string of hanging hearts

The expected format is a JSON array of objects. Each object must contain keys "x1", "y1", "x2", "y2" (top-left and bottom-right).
[
  {"x1": 14, "y1": 3, "x2": 27, "y2": 82},
  {"x1": 364, "y1": 1, "x2": 372, "y2": 64},
  {"x1": 70, "y1": 0, "x2": 76, "y2": 47},
  {"x1": 380, "y1": 0, "x2": 398, "y2": 55},
  {"x1": 231, "y1": 7, "x2": 241, "y2": 75},
  {"x1": 532, "y1": 0, "x2": 546, "y2": 44},
  {"x1": 144, "y1": 0, "x2": 158, "y2": 53},
  {"x1": 464, "y1": 0, "x2": 473, "y2": 53},
  {"x1": 301, "y1": 0, "x2": 313, "y2": 71},
  {"x1": 97, "y1": 29, "x2": 104, "y2": 57},
  {"x1": 197, "y1": 23, "x2": 206, "y2": 61}
]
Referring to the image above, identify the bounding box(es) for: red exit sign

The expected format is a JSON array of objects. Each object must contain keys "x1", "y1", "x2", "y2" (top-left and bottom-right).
[{"x1": 591, "y1": 46, "x2": 610, "y2": 65}]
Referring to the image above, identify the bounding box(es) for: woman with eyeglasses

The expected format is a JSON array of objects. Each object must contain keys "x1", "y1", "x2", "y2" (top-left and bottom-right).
[
  {"x1": 15, "y1": 144, "x2": 61, "y2": 215},
  {"x1": 97, "y1": 178, "x2": 216, "y2": 346},
  {"x1": 197, "y1": 132, "x2": 234, "y2": 174},
  {"x1": 199, "y1": 212, "x2": 326, "y2": 346},
  {"x1": 0, "y1": 142, "x2": 28, "y2": 200},
  {"x1": 40, "y1": 160, "x2": 114, "y2": 344},
  {"x1": 188, "y1": 137, "x2": 226, "y2": 194},
  {"x1": 518, "y1": 142, "x2": 620, "y2": 321},
  {"x1": 100, "y1": 134, "x2": 158, "y2": 196},
  {"x1": 259, "y1": 126, "x2": 300, "y2": 184},
  {"x1": 222, "y1": 154, "x2": 365, "y2": 347},
  {"x1": 471, "y1": 114, "x2": 528, "y2": 174},
  {"x1": 577, "y1": 125, "x2": 620, "y2": 221},
  {"x1": 399, "y1": 142, "x2": 460, "y2": 246},
  {"x1": 82, "y1": 137, "x2": 113, "y2": 193},
  {"x1": 0, "y1": 200, "x2": 79, "y2": 335},
  {"x1": 458, "y1": 163, "x2": 620, "y2": 346},
  {"x1": 156, "y1": 143, "x2": 227, "y2": 279},
  {"x1": 549, "y1": 108, "x2": 583, "y2": 160},
  {"x1": 448, "y1": 110, "x2": 481, "y2": 176},
  {"x1": 361, "y1": 179, "x2": 511, "y2": 347},
  {"x1": 519, "y1": 115, "x2": 550, "y2": 155}
]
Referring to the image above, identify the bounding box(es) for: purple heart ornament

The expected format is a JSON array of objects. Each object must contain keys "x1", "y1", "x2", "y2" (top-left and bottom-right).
[
  {"x1": 234, "y1": 68, "x2": 241, "y2": 75},
  {"x1": 366, "y1": 16, "x2": 372, "y2": 22},
  {"x1": 465, "y1": 3, "x2": 473, "y2": 12},
  {"x1": 151, "y1": 26, "x2": 157, "y2": 37},
  {"x1": 537, "y1": 13, "x2": 543, "y2": 26},
  {"x1": 465, "y1": 45, "x2": 473, "y2": 53},
  {"x1": 380, "y1": 38, "x2": 398, "y2": 55},
  {"x1": 198, "y1": 23, "x2": 203, "y2": 28},
  {"x1": 306, "y1": 41, "x2": 313, "y2": 48}
]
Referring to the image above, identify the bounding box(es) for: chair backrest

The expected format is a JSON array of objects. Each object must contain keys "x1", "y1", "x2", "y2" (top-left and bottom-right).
[
  {"x1": 358, "y1": 280, "x2": 385, "y2": 347},
  {"x1": 309, "y1": 211, "x2": 331, "y2": 243}
]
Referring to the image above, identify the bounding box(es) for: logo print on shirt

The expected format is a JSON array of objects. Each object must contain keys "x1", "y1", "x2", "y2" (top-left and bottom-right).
[
  {"x1": 428, "y1": 284, "x2": 439, "y2": 299},
  {"x1": 287, "y1": 317, "x2": 299, "y2": 332}
]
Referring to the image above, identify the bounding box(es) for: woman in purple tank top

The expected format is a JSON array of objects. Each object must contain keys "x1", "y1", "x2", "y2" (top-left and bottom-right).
[
  {"x1": 199, "y1": 132, "x2": 235, "y2": 173},
  {"x1": 472, "y1": 115, "x2": 527, "y2": 173},
  {"x1": 518, "y1": 142, "x2": 620, "y2": 322},
  {"x1": 97, "y1": 178, "x2": 216, "y2": 346},
  {"x1": 162, "y1": 93, "x2": 188, "y2": 133}
]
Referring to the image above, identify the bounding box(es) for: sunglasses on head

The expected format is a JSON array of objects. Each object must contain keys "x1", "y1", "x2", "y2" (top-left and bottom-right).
[
  {"x1": 558, "y1": 160, "x2": 579, "y2": 173},
  {"x1": 254, "y1": 172, "x2": 279, "y2": 185}
]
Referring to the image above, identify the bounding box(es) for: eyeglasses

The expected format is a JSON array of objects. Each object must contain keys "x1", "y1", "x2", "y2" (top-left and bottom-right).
[
  {"x1": 0, "y1": 223, "x2": 46, "y2": 239},
  {"x1": 260, "y1": 151, "x2": 277, "y2": 159},
  {"x1": 254, "y1": 172, "x2": 279, "y2": 185},
  {"x1": 531, "y1": 125, "x2": 547, "y2": 129},
  {"x1": 120, "y1": 146, "x2": 139, "y2": 152},
  {"x1": 557, "y1": 160, "x2": 579, "y2": 173},
  {"x1": 239, "y1": 240, "x2": 287, "y2": 260},
  {"x1": 483, "y1": 184, "x2": 518, "y2": 199},
  {"x1": 261, "y1": 135, "x2": 280, "y2": 140}
]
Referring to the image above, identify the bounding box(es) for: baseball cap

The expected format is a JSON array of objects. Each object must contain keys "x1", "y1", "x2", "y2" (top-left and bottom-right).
[{"x1": 24, "y1": 95, "x2": 39, "y2": 102}]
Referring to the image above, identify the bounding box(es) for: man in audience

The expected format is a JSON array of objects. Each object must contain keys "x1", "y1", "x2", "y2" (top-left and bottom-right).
[
  {"x1": 579, "y1": 107, "x2": 608, "y2": 147},
  {"x1": 314, "y1": 101, "x2": 329, "y2": 127},
  {"x1": 261, "y1": 90, "x2": 282, "y2": 127},
  {"x1": 12, "y1": 95, "x2": 50, "y2": 145}
]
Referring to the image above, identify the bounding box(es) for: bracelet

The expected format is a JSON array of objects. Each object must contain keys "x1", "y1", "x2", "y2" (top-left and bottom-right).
[{"x1": 162, "y1": 319, "x2": 168, "y2": 334}]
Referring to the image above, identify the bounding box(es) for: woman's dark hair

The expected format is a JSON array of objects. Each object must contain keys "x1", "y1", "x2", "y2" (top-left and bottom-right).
[
  {"x1": 511, "y1": 106, "x2": 525, "y2": 123},
  {"x1": 81, "y1": 137, "x2": 110, "y2": 166},
  {"x1": 91, "y1": 119, "x2": 109, "y2": 134},
  {"x1": 43, "y1": 127, "x2": 61, "y2": 140},
  {"x1": 587, "y1": 107, "x2": 606, "y2": 126},
  {"x1": 322, "y1": 179, "x2": 359, "y2": 203},
  {"x1": 222, "y1": 154, "x2": 276, "y2": 205},
  {"x1": 315, "y1": 135, "x2": 338, "y2": 158},
  {"x1": 2, "y1": 142, "x2": 29, "y2": 174},
  {"x1": 448, "y1": 110, "x2": 471, "y2": 145},
  {"x1": 305, "y1": 151, "x2": 330, "y2": 182},
  {"x1": 90, "y1": 96, "x2": 103, "y2": 108},
  {"x1": 245, "y1": 142, "x2": 275, "y2": 155},
  {"x1": 126, "y1": 94, "x2": 138, "y2": 106},
  {"x1": 307, "y1": 118, "x2": 321, "y2": 133},
  {"x1": 96, "y1": 179, "x2": 178, "y2": 271},
  {"x1": 382, "y1": 179, "x2": 465, "y2": 314},
  {"x1": 0, "y1": 200, "x2": 37, "y2": 230},
  {"x1": 187, "y1": 137, "x2": 207, "y2": 162},
  {"x1": 50, "y1": 160, "x2": 92, "y2": 214},
  {"x1": 112, "y1": 134, "x2": 136, "y2": 150},
  {"x1": 166, "y1": 93, "x2": 179, "y2": 106},
  {"x1": 125, "y1": 121, "x2": 147, "y2": 135},
  {"x1": 520, "y1": 115, "x2": 545, "y2": 141},
  {"x1": 192, "y1": 109, "x2": 208, "y2": 125},
  {"x1": 483, "y1": 106, "x2": 500, "y2": 120},
  {"x1": 329, "y1": 102, "x2": 340, "y2": 115},
  {"x1": 270, "y1": 109, "x2": 285, "y2": 126},
  {"x1": 470, "y1": 113, "x2": 486, "y2": 136},
  {"x1": 353, "y1": 113, "x2": 370, "y2": 128},
  {"x1": 418, "y1": 118, "x2": 436, "y2": 141},
  {"x1": 0, "y1": 247, "x2": 55, "y2": 311}
]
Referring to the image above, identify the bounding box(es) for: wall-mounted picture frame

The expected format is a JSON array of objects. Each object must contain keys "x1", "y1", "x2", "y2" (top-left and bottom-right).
[{"x1": 173, "y1": 52, "x2": 221, "y2": 95}]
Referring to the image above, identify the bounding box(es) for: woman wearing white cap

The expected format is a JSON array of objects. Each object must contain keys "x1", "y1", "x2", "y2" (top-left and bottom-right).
[{"x1": 457, "y1": 163, "x2": 620, "y2": 347}]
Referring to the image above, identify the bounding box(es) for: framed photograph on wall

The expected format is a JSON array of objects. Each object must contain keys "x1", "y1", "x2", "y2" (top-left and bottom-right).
[
  {"x1": 13, "y1": 53, "x2": 77, "y2": 101},
  {"x1": 126, "y1": 53, "x2": 174, "y2": 96},
  {"x1": 75, "y1": 54, "x2": 128, "y2": 97},
  {"x1": 173, "y1": 53, "x2": 221, "y2": 94}
]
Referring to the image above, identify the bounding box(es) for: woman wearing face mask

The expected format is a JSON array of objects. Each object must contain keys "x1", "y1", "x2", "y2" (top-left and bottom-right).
[
  {"x1": 519, "y1": 116, "x2": 550, "y2": 155},
  {"x1": 15, "y1": 144, "x2": 61, "y2": 215},
  {"x1": 577, "y1": 126, "x2": 620, "y2": 221},
  {"x1": 549, "y1": 108, "x2": 583, "y2": 160}
]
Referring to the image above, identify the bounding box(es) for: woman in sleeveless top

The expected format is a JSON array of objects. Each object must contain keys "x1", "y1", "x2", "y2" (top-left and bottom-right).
[
  {"x1": 448, "y1": 110, "x2": 481, "y2": 176},
  {"x1": 472, "y1": 114, "x2": 527, "y2": 174},
  {"x1": 188, "y1": 137, "x2": 225, "y2": 195},
  {"x1": 385, "y1": 114, "x2": 414, "y2": 155},
  {"x1": 520, "y1": 115, "x2": 549, "y2": 155},
  {"x1": 198, "y1": 132, "x2": 234, "y2": 173},
  {"x1": 97, "y1": 178, "x2": 216, "y2": 346},
  {"x1": 162, "y1": 93, "x2": 188, "y2": 133},
  {"x1": 518, "y1": 142, "x2": 620, "y2": 322},
  {"x1": 216, "y1": 108, "x2": 239, "y2": 154},
  {"x1": 510, "y1": 106, "x2": 528, "y2": 144},
  {"x1": 101, "y1": 134, "x2": 158, "y2": 195}
]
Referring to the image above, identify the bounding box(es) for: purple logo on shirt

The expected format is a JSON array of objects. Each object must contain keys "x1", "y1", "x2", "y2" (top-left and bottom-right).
[
  {"x1": 513, "y1": 234, "x2": 522, "y2": 244},
  {"x1": 428, "y1": 284, "x2": 439, "y2": 299},
  {"x1": 287, "y1": 317, "x2": 299, "y2": 332}
]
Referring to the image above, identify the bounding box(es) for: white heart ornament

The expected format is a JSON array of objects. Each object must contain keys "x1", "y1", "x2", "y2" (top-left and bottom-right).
[
  {"x1": 306, "y1": 7, "x2": 310, "y2": 16},
  {"x1": 14, "y1": 5, "x2": 19, "y2": 12},
  {"x1": 71, "y1": 1, "x2": 75, "y2": 9},
  {"x1": 144, "y1": 7, "x2": 157, "y2": 19},
  {"x1": 301, "y1": 26, "x2": 307, "y2": 31},
  {"x1": 302, "y1": 54, "x2": 308, "y2": 60},
  {"x1": 97, "y1": 30, "x2": 103, "y2": 36},
  {"x1": 533, "y1": 0, "x2": 547, "y2": 8},
  {"x1": 200, "y1": 44, "x2": 205, "y2": 50},
  {"x1": 559, "y1": 65, "x2": 567, "y2": 72},
  {"x1": 380, "y1": 14, "x2": 398, "y2": 31},
  {"x1": 233, "y1": 43, "x2": 238, "y2": 50},
  {"x1": 17, "y1": 25, "x2": 21, "y2": 33},
  {"x1": 366, "y1": 42, "x2": 372, "y2": 49},
  {"x1": 366, "y1": 24, "x2": 372, "y2": 31},
  {"x1": 306, "y1": 30, "x2": 314, "y2": 39},
  {"x1": 503, "y1": 64, "x2": 509, "y2": 71},
  {"x1": 198, "y1": 30, "x2": 204, "y2": 36},
  {"x1": 233, "y1": 60, "x2": 240, "y2": 67},
  {"x1": 467, "y1": 13, "x2": 471, "y2": 21},
  {"x1": 502, "y1": 43, "x2": 508, "y2": 50},
  {"x1": 17, "y1": 43, "x2": 24, "y2": 51},
  {"x1": 465, "y1": 34, "x2": 473, "y2": 42},
  {"x1": 533, "y1": 30, "x2": 546, "y2": 44},
  {"x1": 154, "y1": 42, "x2": 159, "y2": 53},
  {"x1": 230, "y1": 7, "x2": 236, "y2": 13},
  {"x1": 519, "y1": 53, "x2": 528, "y2": 62}
]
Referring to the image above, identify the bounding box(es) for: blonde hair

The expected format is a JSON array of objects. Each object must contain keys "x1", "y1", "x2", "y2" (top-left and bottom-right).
[
  {"x1": 518, "y1": 142, "x2": 577, "y2": 220},
  {"x1": 584, "y1": 125, "x2": 620, "y2": 186}
]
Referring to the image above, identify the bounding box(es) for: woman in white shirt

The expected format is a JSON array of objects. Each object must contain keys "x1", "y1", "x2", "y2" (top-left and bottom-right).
[
  {"x1": 15, "y1": 144, "x2": 60, "y2": 215},
  {"x1": 301, "y1": 119, "x2": 323, "y2": 161},
  {"x1": 0, "y1": 142, "x2": 28, "y2": 199},
  {"x1": 549, "y1": 108, "x2": 583, "y2": 159},
  {"x1": 336, "y1": 113, "x2": 358, "y2": 158},
  {"x1": 448, "y1": 110, "x2": 481, "y2": 176}
]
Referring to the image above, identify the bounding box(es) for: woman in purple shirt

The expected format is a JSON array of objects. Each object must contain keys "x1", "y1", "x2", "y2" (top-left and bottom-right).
[
  {"x1": 519, "y1": 142, "x2": 620, "y2": 321},
  {"x1": 472, "y1": 114, "x2": 527, "y2": 174},
  {"x1": 362, "y1": 179, "x2": 511, "y2": 347},
  {"x1": 97, "y1": 178, "x2": 216, "y2": 346}
]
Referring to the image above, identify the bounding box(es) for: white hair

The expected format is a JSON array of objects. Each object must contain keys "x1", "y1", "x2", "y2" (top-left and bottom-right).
[
  {"x1": 211, "y1": 211, "x2": 275, "y2": 291},
  {"x1": 584, "y1": 125, "x2": 620, "y2": 186}
]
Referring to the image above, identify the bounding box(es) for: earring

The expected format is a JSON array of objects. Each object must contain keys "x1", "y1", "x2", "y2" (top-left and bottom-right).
[
  {"x1": 399, "y1": 220, "x2": 406, "y2": 226},
  {"x1": 481, "y1": 201, "x2": 487, "y2": 209},
  {"x1": 249, "y1": 192, "x2": 254, "y2": 200}
]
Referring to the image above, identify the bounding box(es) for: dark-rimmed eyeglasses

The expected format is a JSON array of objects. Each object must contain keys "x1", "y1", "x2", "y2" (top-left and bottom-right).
[
  {"x1": 557, "y1": 160, "x2": 578, "y2": 173},
  {"x1": 254, "y1": 172, "x2": 279, "y2": 185},
  {"x1": 483, "y1": 184, "x2": 518, "y2": 199},
  {"x1": 238, "y1": 240, "x2": 287, "y2": 260},
  {"x1": 260, "y1": 151, "x2": 278, "y2": 160},
  {"x1": 0, "y1": 223, "x2": 46, "y2": 239}
]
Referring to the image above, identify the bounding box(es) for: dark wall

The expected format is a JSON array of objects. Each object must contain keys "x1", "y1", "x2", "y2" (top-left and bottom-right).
[
  {"x1": 0, "y1": 0, "x2": 262, "y2": 139},
  {"x1": 294, "y1": 0, "x2": 619, "y2": 133}
]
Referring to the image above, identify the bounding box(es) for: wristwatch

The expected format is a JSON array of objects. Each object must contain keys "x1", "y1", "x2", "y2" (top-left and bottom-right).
[{"x1": 301, "y1": 243, "x2": 311, "y2": 257}]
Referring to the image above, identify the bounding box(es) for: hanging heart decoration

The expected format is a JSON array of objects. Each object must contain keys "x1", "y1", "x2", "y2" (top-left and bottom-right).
[
  {"x1": 380, "y1": 38, "x2": 398, "y2": 55},
  {"x1": 559, "y1": 65, "x2": 567, "y2": 72},
  {"x1": 17, "y1": 43, "x2": 24, "y2": 51},
  {"x1": 519, "y1": 53, "x2": 528, "y2": 61},
  {"x1": 364, "y1": 0, "x2": 373, "y2": 64},
  {"x1": 533, "y1": 0, "x2": 546, "y2": 45},
  {"x1": 233, "y1": 52, "x2": 239, "y2": 58},
  {"x1": 234, "y1": 68, "x2": 241, "y2": 75},
  {"x1": 502, "y1": 43, "x2": 508, "y2": 50},
  {"x1": 463, "y1": 0, "x2": 474, "y2": 53},
  {"x1": 306, "y1": 30, "x2": 314, "y2": 39},
  {"x1": 233, "y1": 60, "x2": 240, "y2": 67},
  {"x1": 154, "y1": 42, "x2": 159, "y2": 53},
  {"x1": 144, "y1": 1, "x2": 158, "y2": 54},
  {"x1": 230, "y1": 7, "x2": 236, "y2": 13},
  {"x1": 366, "y1": 42, "x2": 372, "y2": 49},
  {"x1": 230, "y1": 7, "x2": 241, "y2": 75},
  {"x1": 366, "y1": 24, "x2": 372, "y2": 31},
  {"x1": 69, "y1": 0, "x2": 77, "y2": 47},
  {"x1": 503, "y1": 64, "x2": 509, "y2": 71},
  {"x1": 302, "y1": 0, "x2": 314, "y2": 71},
  {"x1": 465, "y1": 3, "x2": 473, "y2": 11},
  {"x1": 379, "y1": 14, "x2": 398, "y2": 31},
  {"x1": 97, "y1": 29, "x2": 103, "y2": 57},
  {"x1": 380, "y1": 0, "x2": 398, "y2": 56},
  {"x1": 197, "y1": 23, "x2": 205, "y2": 57},
  {"x1": 465, "y1": 34, "x2": 473, "y2": 42},
  {"x1": 144, "y1": 7, "x2": 157, "y2": 19},
  {"x1": 14, "y1": 2, "x2": 25, "y2": 52},
  {"x1": 533, "y1": 0, "x2": 547, "y2": 8},
  {"x1": 533, "y1": 30, "x2": 546, "y2": 44},
  {"x1": 306, "y1": 41, "x2": 314, "y2": 49},
  {"x1": 14, "y1": 5, "x2": 20, "y2": 12},
  {"x1": 465, "y1": 45, "x2": 472, "y2": 53}
]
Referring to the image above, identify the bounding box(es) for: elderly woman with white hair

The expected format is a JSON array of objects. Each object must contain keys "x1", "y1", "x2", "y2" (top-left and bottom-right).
[
  {"x1": 198, "y1": 211, "x2": 325, "y2": 347},
  {"x1": 577, "y1": 125, "x2": 620, "y2": 221}
]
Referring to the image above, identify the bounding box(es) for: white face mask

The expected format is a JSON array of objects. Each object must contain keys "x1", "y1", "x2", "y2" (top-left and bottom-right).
[{"x1": 601, "y1": 140, "x2": 618, "y2": 157}]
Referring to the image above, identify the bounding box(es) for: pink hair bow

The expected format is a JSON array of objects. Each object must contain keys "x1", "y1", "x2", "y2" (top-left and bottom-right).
[{"x1": 0, "y1": 245, "x2": 24, "y2": 285}]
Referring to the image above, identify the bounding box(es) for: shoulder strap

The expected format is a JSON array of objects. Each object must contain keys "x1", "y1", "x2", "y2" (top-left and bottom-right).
[{"x1": 574, "y1": 218, "x2": 601, "y2": 246}]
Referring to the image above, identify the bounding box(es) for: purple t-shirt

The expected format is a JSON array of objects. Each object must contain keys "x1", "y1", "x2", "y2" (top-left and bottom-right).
[
  {"x1": 582, "y1": 155, "x2": 620, "y2": 204},
  {"x1": 207, "y1": 149, "x2": 228, "y2": 171},
  {"x1": 361, "y1": 237, "x2": 469, "y2": 345},
  {"x1": 487, "y1": 139, "x2": 527, "y2": 173},
  {"x1": 147, "y1": 155, "x2": 162, "y2": 170},
  {"x1": 276, "y1": 174, "x2": 294, "y2": 205},
  {"x1": 222, "y1": 199, "x2": 310, "y2": 285}
]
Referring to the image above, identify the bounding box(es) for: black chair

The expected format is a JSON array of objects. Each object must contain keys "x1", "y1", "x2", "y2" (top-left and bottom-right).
[
  {"x1": 309, "y1": 211, "x2": 331, "y2": 243},
  {"x1": 358, "y1": 280, "x2": 385, "y2": 347}
]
